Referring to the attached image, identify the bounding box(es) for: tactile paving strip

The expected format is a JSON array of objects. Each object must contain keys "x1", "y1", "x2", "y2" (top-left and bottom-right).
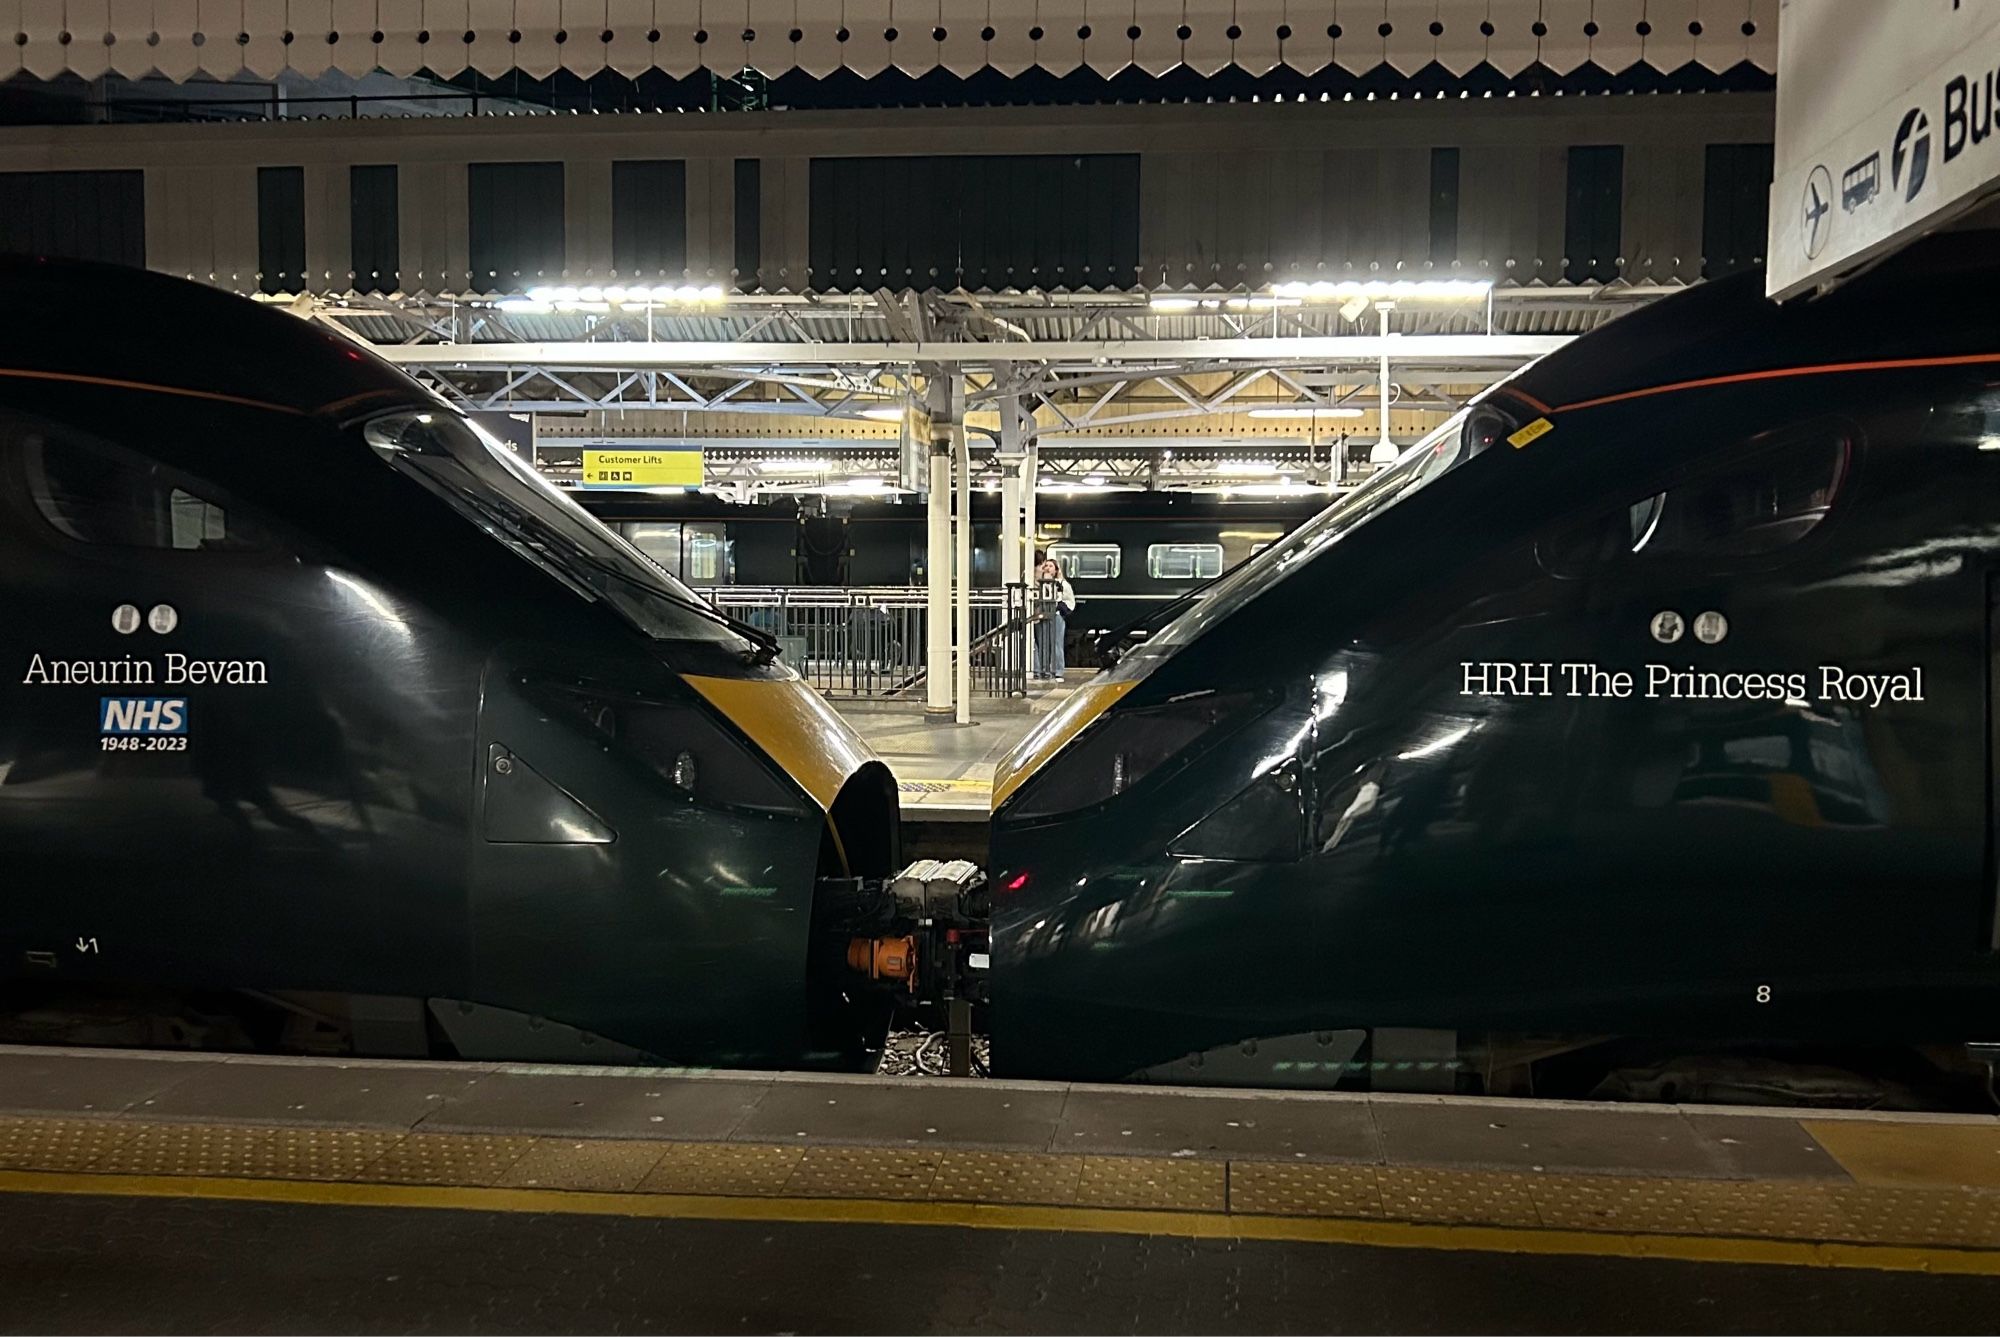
[
  {"x1": 1374, "y1": 1166, "x2": 1542, "y2": 1228},
  {"x1": 1074, "y1": 1156, "x2": 1226, "y2": 1212},
  {"x1": 1229, "y1": 1161, "x2": 1383, "y2": 1218},
  {"x1": 356, "y1": 1133, "x2": 533, "y2": 1186},
  {"x1": 1684, "y1": 1179, "x2": 1858, "y2": 1242},
  {"x1": 785, "y1": 1146, "x2": 942, "y2": 1200},
  {"x1": 99, "y1": 1123, "x2": 403, "y2": 1181},
  {"x1": 639, "y1": 1142, "x2": 804, "y2": 1196},
  {"x1": 1826, "y1": 1186, "x2": 2000, "y2": 1249},
  {"x1": 0, "y1": 1117, "x2": 142, "y2": 1172},
  {"x1": 498, "y1": 1139, "x2": 669, "y2": 1192},
  {"x1": 1, "y1": 1110, "x2": 2000, "y2": 1255},
  {"x1": 930, "y1": 1151, "x2": 1082, "y2": 1206},
  {"x1": 1526, "y1": 1174, "x2": 1702, "y2": 1235}
]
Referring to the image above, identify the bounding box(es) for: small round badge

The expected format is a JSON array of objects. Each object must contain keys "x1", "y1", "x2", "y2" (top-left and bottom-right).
[
  {"x1": 1693, "y1": 610, "x2": 1729, "y2": 645},
  {"x1": 147, "y1": 604, "x2": 179, "y2": 635},
  {"x1": 111, "y1": 604, "x2": 141, "y2": 635},
  {"x1": 1649, "y1": 610, "x2": 1685, "y2": 644}
]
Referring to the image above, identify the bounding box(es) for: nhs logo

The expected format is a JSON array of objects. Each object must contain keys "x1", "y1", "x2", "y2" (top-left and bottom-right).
[{"x1": 100, "y1": 697, "x2": 188, "y2": 735}]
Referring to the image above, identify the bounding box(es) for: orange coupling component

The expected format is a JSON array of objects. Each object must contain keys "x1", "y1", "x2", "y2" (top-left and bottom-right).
[{"x1": 848, "y1": 935, "x2": 918, "y2": 987}]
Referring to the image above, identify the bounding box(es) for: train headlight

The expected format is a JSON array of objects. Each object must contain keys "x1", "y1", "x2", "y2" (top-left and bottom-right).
[{"x1": 1008, "y1": 690, "x2": 1267, "y2": 820}]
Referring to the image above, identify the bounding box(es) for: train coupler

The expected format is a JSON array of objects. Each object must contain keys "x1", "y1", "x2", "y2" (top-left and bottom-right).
[{"x1": 816, "y1": 860, "x2": 989, "y2": 1071}]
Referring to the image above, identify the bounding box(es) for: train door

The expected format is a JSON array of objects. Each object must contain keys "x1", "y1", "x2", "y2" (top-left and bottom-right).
[{"x1": 0, "y1": 408, "x2": 380, "y2": 997}]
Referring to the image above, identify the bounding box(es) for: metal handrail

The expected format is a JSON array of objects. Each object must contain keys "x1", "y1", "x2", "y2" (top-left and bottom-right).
[{"x1": 707, "y1": 584, "x2": 1028, "y2": 700}]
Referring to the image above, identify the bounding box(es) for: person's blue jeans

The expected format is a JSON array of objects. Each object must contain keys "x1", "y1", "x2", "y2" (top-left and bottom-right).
[{"x1": 1035, "y1": 612, "x2": 1067, "y2": 678}]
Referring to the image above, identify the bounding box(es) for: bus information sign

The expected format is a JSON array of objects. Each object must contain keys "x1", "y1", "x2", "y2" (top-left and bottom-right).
[{"x1": 1770, "y1": 0, "x2": 2000, "y2": 299}]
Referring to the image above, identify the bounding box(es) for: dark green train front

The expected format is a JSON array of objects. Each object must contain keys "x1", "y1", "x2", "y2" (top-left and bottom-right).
[
  {"x1": 0, "y1": 257, "x2": 898, "y2": 1066},
  {"x1": 989, "y1": 234, "x2": 2000, "y2": 1090}
]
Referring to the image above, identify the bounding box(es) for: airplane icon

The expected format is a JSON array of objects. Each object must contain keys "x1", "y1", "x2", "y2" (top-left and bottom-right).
[{"x1": 1803, "y1": 165, "x2": 1833, "y2": 260}]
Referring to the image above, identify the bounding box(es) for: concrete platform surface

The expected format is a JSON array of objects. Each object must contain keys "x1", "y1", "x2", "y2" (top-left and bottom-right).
[
  {"x1": 2, "y1": 1046, "x2": 2000, "y2": 1254},
  {"x1": 835, "y1": 679, "x2": 1083, "y2": 819},
  {"x1": 7, "y1": 1047, "x2": 2000, "y2": 1332}
]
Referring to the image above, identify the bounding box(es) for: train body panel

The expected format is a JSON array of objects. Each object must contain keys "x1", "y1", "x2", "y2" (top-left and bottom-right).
[
  {"x1": 990, "y1": 239, "x2": 2000, "y2": 1085},
  {"x1": 0, "y1": 258, "x2": 896, "y2": 1067}
]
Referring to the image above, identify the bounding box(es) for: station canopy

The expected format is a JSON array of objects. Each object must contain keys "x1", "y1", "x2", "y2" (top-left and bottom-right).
[{"x1": 13, "y1": 0, "x2": 1776, "y2": 85}]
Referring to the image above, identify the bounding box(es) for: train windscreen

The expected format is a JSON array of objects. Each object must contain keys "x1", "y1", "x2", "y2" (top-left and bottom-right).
[
  {"x1": 361, "y1": 409, "x2": 771, "y2": 651},
  {"x1": 1135, "y1": 397, "x2": 1519, "y2": 660}
]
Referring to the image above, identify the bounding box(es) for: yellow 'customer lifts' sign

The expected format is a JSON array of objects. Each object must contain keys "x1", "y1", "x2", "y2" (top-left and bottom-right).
[{"x1": 581, "y1": 449, "x2": 704, "y2": 489}]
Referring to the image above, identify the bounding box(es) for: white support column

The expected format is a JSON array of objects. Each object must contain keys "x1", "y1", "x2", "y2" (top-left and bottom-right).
[
  {"x1": 1022, "y1": 433, "x2": 1039, "y2": 576},
  {"x1": 925, "y1": 385, "x2": 953, "y2": 720},
  {"x1": 1371, "y1": 300, "x2": 1399, "y2": 467},
  {"x1": 953, "y1": 375, "x2": 973, "y2": 725},
  {"x1": 998, "y1": 391, "x2": 1025, "y2": 589}
]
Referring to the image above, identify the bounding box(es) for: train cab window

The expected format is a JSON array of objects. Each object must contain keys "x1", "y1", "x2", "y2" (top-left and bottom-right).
[
  {"x1": 19, "y1": 426, "x2": 273, "y2": 553},
  {"x1": 1050, "y1": 543, "x2": 1121, "y2": 580},
  {"x1": 1147, "y1": 542, "x2": 1224, "y2": 580},
  {"x1": 1539, "y1": 428, "x2": 1849, "y2": 575}
]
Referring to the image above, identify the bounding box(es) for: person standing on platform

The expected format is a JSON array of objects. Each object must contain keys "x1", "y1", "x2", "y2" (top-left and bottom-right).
[{"x1": 1033, "y1": 555, "x2": 1075, "y2": 682}]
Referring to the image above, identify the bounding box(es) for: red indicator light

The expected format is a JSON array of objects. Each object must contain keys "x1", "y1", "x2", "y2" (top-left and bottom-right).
[{"x1": 1003, "y1": 872, "x2": 1030, "y2": 893}]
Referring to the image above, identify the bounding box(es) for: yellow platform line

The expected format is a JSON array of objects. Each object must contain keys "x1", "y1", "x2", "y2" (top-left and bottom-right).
[{"x1": 2, "y1": 1168, "x2": 1998, "y2": 1277}]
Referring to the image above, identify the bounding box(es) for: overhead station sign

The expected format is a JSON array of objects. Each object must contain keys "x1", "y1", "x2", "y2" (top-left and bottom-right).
[
  {"x1": 1769, "y1": 0, "x2": 2000, "y2": 299},
  {"x1": 580, "y1": 448, "x2": 704, "y2": 489}
]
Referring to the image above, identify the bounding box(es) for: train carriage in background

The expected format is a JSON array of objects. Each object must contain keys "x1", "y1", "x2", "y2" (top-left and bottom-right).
[{"x1": 576, "y1": 490, "x2": 1322, "y2": 666}]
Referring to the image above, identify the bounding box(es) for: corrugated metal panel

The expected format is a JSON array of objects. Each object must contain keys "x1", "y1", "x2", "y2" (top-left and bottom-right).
[
  {"x1": 257, "y1": 165, "x2": 306, "y2": 295},
  {"x1": 610, "y1": 160, "x2": 686, "y2": 277},
  {"x1": 350, "y1": 164, "x2": 399, "y2": 293},
  {"x1": 0, "y1": 170, "x2": 146, "y2": 268},
  {"x1": 809, "y1": 154, "x2": 1141, "y2": 292},
  {"x1": 467, "y1": 160, "x2": 564, "y2": 292}
]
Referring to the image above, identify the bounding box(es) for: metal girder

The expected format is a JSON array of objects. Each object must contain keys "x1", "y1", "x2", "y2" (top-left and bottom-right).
[{"x1": 376, "y1": 335, "x2": 1569, "y2": 369}]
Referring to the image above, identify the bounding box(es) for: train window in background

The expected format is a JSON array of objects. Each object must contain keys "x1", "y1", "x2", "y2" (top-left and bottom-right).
[
  {"x1": 621, "y1": 522, "x2": 684, "y2": 576},
  {"x1": 617, "y1": 520, "x2": 737, "y2": 585},
  {"x1": 1050, "y1": 543, "x2": 1122, "y2": 580},
  {"x1": 1538, "y1": 427, "x2": 1849, "y2": 575},
  {"x1": 1147, "y1": 543, "x2": 1224, "y2": 580},
  {"x1": 17, "y1": 425, "x2": 273, "y2": 553},
  {"x1": 683, "y1": 522, "x2": 736, "y2": 585}
]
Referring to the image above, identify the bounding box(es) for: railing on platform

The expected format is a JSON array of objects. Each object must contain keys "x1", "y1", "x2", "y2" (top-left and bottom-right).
[{"x1": 711, "y1": 585, "x2": 1031, "y2": 700}]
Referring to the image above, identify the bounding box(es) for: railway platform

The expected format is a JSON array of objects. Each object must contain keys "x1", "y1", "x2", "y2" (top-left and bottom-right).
[
  {"x1": 841, "y1": 679, "x2": 1080, "y2": 822},
  {"x1": 2, "y1": 1045, "x2": 2000, "y2": 1332},
  {"x1": 836, "y1": 677, "x2": 1083, "y2": 859}
]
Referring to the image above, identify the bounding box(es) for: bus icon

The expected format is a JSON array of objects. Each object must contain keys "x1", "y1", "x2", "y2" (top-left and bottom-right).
[{"x1": 1842, "y1": 154, "x2": 1880, "y2": 211}]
